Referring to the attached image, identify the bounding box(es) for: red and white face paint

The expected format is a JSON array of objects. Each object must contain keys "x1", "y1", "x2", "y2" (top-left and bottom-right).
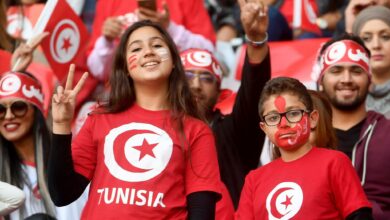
[
  {"x1": 155, "y1": 47, "x2": 170, "y2": 62},
  {"x1": 127, "y1": 54, "x2": 138, "y2": 71},
  {"x1": 272, "y1": 96, "x2": 310, "y2": 151}
]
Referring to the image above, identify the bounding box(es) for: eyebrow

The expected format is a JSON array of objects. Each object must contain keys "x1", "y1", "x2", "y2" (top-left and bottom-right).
[
  {"x1": 128, "y1": 36, "x2": 165, "y2": 49},
  {"x1": 263, "y1": 105, "x2": 304, "y2": 115}
]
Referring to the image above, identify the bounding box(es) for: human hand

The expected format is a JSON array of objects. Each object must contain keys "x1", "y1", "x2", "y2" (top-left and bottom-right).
[
  {"x1": 11, "y1": 32, "x2": 49, "y2": 72},
  {"x1": 102, "y1": 17, "x2": 124, "y2": 41},
  {"x1": 137, "y1": 2, "x2": 170, "y2": 29},
  {"x1": 52, "y1": 64, "x2": 88, "y2": 134},
  {"x1": 238, "y1": 0, "x2": 269, "y2": 42},
  {"x1": 345, "y1": 0, "x2": 376, "y2": 33}
]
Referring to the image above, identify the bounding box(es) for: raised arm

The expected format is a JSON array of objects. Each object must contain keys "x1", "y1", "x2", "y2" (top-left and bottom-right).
[
  {"x1": 238, "y1": 0, "x2": 269, "y2": 64},
  {"x1": 48, "y1": 65, "x2": 90, "y2": 206}
]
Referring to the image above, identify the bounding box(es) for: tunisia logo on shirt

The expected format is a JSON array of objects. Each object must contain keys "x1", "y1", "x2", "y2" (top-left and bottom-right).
[
  {"x1": 104, "y1": 122, "x2": 173, "y2": 182},
  {"x1": 266, "y1": 182, "x2": 303, "y2": 220}
]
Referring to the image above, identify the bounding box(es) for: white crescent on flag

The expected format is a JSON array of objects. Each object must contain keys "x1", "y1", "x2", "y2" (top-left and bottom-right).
[{"x1": 50, "y1": 19, "x2": 81, "y2": 63}]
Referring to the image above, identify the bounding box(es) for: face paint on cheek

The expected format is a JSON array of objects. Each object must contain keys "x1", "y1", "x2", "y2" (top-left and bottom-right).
[
  {"x1": 274, "y1": 115, "x2": 310, "y2": 150},
  {"x1": 127, "y1": 55, "x2": 138, "y2": 70},
  {"x1": 155, "y1": 48, "x2": 170, "y2": 62}
]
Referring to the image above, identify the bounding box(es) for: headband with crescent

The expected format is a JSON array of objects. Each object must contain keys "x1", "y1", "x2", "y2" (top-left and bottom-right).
[
  {"x1": 318, "y1": 40, "x2": 370, "y2": 82},
  {"x1": 180, "y1": 49, "x2": 223, "y2": 83},
  {"x1": 0, "y1": 72, "x2": 44, "y2": 113}
]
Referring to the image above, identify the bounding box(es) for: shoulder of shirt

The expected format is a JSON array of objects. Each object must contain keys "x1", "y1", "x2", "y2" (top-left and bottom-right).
[
  {"x1": 314, "y1": 148, "x2": 351, "y2": 163},
  {"x1": 247, "y1": 159, "x2": 280, "y2": 178}
]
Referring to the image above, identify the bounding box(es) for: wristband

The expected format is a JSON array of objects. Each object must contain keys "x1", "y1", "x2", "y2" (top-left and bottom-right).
[{"x1": 245, "y1": 32, "x2": 268, "y2": 47}]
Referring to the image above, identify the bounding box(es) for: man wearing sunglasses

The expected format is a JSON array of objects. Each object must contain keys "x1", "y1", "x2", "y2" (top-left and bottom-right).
[{"x1": 179, "y1": 0, "x2": 271, "y2": 208}]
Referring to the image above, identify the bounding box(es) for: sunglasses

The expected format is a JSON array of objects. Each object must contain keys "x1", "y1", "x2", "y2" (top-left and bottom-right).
[
  {"x1": 0, "y1": 101, "x2": 29, "y2": 119},
  {"x1": 185, "y1": 71, "x2": 216, "y2": 84}
]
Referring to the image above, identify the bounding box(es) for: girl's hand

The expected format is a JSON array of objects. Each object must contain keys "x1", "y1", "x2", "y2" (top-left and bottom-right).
[{"x1": 52, "y1": 64, "x2": 88, "y2": 134}]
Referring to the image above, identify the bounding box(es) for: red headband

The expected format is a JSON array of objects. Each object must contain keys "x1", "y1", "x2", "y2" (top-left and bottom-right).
[
  {"x1": 0, "y1": 72, "x2": 44, "y2": 113},
  {"x1": 180, "y1": 49, "x2": 222, "y2": 82},
  {"x1": 318, "y1": 40, "x2": 370, "y2": 82}
]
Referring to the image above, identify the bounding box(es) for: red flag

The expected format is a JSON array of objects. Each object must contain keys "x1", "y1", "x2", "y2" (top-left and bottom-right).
[
  {"x1": 39, "y1": 0, "x2": 89, "y2": 81},
  {"x1": 299, "y1": 0, "x2": 321, "y2": 35},
  {"x1": 280, "y1": 0, "x2": 321, "y2": 35}
]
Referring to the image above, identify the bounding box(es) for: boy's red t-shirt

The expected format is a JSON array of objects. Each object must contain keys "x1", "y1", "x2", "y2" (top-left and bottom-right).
[
  {"x1": 236, "y1": 147, "x2": 371, "y2": 220},
  {"x1": 72, "y1": 104, "x2": 221, "y2": 219}
]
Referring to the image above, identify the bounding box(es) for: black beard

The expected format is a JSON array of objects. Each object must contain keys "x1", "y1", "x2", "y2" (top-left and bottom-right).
[{"x1": 329, "y1": 96, "x2": 366, "y2": 111}]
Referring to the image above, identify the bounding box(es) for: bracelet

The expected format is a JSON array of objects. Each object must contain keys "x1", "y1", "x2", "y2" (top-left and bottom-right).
[{"x1": 245, "y1": 32, "x2": 268, "y2": 47}]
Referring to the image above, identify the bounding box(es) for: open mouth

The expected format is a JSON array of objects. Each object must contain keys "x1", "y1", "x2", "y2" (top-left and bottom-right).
[{"x1": 4, "y1": 123, "x2": 19, "y2": 131}]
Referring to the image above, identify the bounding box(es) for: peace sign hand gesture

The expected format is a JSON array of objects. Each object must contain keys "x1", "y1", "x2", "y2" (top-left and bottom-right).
[
  {"x1": 238, "y1": 0, "x2": 269, "y2": 42},
  {"x1": 52, "y1": 64, "x2": 88, "y2": 134}
]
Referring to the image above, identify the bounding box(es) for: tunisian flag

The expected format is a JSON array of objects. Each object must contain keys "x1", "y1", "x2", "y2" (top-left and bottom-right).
[
  {"x1": 280, "y1": 0, "x2": 321, "y2": 35},
  {"x1": 38, "y1": 0, "x2": 89, "y2": 81}
]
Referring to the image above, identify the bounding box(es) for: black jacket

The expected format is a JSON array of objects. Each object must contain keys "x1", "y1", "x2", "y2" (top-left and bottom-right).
[{"x1": 211, "y1": 50, "x2": 270, "y2": 208}]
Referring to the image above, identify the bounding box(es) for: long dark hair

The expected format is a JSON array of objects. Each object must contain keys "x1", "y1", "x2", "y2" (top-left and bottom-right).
[
  {"x1": 308, "y1": 90, "x2": 337, "y2": 150},
  {"x1": 0, "y1": 73, "x2": 55, "y2": 218},
  {"x1": 99, "y1": 20, "x2": 201, "y2": 130}
]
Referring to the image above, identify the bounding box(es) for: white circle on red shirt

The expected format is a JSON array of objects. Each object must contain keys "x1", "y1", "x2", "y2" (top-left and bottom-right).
[
  {"x1": 266, "y1": 182, "x2": 303, "y2": 219},
  {"x1": 50, "y1": 19, "x2": 80, "y2": 63},
  {"x1": 104, "y1": 122, "x2": 173, "y2": 182}
]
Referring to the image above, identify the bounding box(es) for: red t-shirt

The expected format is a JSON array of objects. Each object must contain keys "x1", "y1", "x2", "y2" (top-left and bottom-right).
[
  {"x1": 88, "y1": 0, "x2": 216, "y2": 55},
  {"x1": 236, "y1": 147, "x2": 371, "y2": 220},
  {"x1": 72, "y1": 104, "x2": 221, "y2": 219}
]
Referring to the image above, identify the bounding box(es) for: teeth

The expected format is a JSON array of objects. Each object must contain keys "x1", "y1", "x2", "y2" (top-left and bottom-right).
[
  {"x1": 5, "y1": 124, "x2": 18, "y2": 129},
  {"x1": 143, "y1": 62, "x2": 158, "y2": 67}
]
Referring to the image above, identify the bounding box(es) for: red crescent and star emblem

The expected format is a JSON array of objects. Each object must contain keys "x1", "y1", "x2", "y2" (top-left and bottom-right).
[
  {"x1": 104, "y1": 122, "x2": 173, "y2": 182},
  {"x1": 266, "y1": 182, "x2": 303, "y2": 219},
  {"x1": 49, "y1": 19, "x2": 80, "y2": 64}
]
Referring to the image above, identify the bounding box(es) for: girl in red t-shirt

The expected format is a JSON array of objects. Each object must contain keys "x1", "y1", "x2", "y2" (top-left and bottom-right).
[{"x1": 48, "y1": 20, "x2": 221, "y2": 219}]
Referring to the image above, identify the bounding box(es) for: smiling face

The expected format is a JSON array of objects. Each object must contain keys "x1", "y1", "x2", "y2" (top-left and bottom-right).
[
  {"x1": 320, "y1": 63, "x2": 370, "y2": 111},
  {"x1": 260, "y1": 94, "x2": 317, "y2": 151},
  {"x1": 126, "y1": 26, "x2": 173, "y2": 85},
  {"x1": 359, "y1": 19, "x2": 390, "y2": 75},
  {"x1": 0, "y1": 97, "x2": 34, "y2": 143}
]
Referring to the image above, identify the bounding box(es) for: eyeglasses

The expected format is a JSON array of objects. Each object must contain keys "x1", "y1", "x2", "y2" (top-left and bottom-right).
[
  {"x1": 185, "y1": 71, "x2": 216, "y2": 84},
  {"x1": 262, "y1": 109, "x2": 310, "y2": 126},
  {"x1": 0, "y1": 101, "x2": 29, "y2": 119}
]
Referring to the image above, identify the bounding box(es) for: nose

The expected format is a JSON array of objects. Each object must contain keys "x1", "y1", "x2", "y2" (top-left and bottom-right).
[
  {"x1": 3, "y1": 108, "x2": 15, "y2": 120},
  {"x1": 340, "y1": 69, "x2": 352, "y2": 83},
  {"x1": 371, "y1": 35, "x2": 381, "y2": 50},
  {"x1": 143, "y1": 45, "x2": 155, "y2": 57},
  {"x1": 189, "y1": 75, "x2": 201, "y2": 89},
  {"x1": 278, "y1": 115, "x2": 289, "y2": 128}
]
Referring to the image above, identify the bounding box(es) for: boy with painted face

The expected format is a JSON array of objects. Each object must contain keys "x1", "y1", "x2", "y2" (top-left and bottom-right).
[{"x1": 236, "y1": 77, "x2": 373, "y2": 220}]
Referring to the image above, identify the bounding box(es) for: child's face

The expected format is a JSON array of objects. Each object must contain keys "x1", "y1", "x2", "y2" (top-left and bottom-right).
[
  {"x1": 126, "y1": 26, "x2": 173, "y2": 85},
  {"x1": 260, "y1": 93, "x2": 317, "y2": 151}
]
